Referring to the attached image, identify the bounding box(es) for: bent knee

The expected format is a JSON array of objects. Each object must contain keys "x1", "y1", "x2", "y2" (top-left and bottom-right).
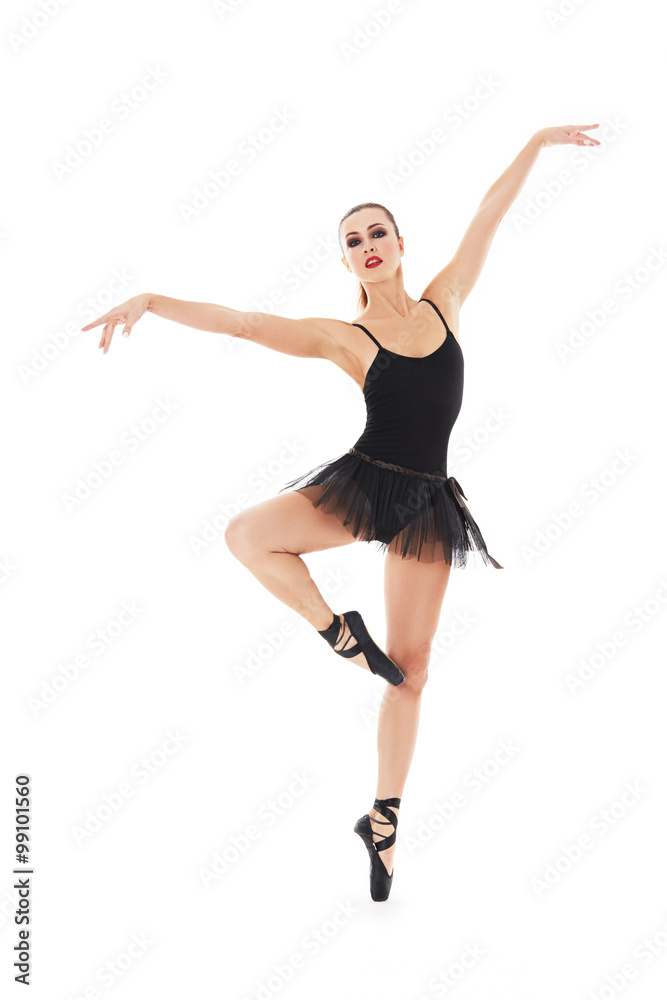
[{"x1": 224, "y1": 511, "x2": 259, "y2": 558}]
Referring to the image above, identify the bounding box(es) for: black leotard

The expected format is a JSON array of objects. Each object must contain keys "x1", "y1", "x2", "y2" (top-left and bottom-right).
[
  {"x1": 351, "y1": 298, "x2": 462, "y2": 476},
  {"x1": 279, "y1": 298, "x2": 502, "y2": 567}
]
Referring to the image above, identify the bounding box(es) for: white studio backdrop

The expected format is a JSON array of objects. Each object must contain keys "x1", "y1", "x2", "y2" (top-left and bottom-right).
[{"x1": 2, "y1": 0, "x2": 666, "y2": 997}]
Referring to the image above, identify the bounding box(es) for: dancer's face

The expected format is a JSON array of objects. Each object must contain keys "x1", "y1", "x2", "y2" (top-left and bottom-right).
[{"x1": 340, "y1": 209, "x2": 403, "y2": 282}]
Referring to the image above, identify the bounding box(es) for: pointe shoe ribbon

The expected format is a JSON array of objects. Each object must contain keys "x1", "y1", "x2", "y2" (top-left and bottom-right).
[{"x1": 318, "y1": 611, "x2": 404, "y2": 686}]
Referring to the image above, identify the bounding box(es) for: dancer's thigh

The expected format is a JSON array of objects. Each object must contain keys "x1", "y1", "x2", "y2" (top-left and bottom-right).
[
  {"x1": 383, "y1": 549, "x2": 452, "y2": 666},
  {"x1": 224, "y1": 486, "x2": 359, "y2": 556}
]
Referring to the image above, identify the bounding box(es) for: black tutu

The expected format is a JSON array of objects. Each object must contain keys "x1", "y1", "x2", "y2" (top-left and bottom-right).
[{"x1": 279, "y1": 446, "x2": 503, "y2": 567}]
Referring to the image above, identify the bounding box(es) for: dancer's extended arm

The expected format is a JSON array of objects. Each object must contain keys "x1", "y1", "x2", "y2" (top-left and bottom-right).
[
  {"x1": 423, "y1": 123, "x2": 600, "y2": 307},
  {"x1": 82, "y1": 292, "x2": 334, "y2": 359}
]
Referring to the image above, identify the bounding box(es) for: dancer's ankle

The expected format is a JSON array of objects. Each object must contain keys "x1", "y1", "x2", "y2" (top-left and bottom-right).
[{"x1": 316, "y1": 610, "x2": 339, "y2": 632}]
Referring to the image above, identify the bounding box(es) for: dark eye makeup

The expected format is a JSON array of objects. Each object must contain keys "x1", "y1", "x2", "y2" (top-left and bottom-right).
[{"x1": 347, "y1": 229, "x2": 386, "y2": 248}]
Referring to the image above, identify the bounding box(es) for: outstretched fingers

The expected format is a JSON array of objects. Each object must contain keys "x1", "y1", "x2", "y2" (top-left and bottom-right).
[
  {"x1": 571, "y1": 123, "x2": 601, "y2": 145},
  {"x1": 99, "y1": 320, "x2": 116, "y2": 354},
  {"x1": 82, "y1": 311, "x2": 131, "y2": 354},
  {"x1": 81, "y1": 309, "x2": 123, "y2": 332},
  {"x1": 542, "y1": 124, "x2": 602, "y2": 148}
]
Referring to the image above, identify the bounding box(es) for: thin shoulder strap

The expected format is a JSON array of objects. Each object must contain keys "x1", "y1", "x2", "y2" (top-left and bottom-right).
[
  {"x1": 420, "y1": 297, "x2": 452, "y2": 335},
  {"x1": 352, "y1": 322, "x2": 383, "y2": 350}
]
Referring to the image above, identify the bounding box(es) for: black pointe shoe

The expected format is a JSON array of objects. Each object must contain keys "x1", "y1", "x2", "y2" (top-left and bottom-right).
[
  {"x1": 317, "y1": 611, "x2": 404, "y2": 686},
  {"x1": 354, "y1": 796, "x2": 401, "y2": 902}
]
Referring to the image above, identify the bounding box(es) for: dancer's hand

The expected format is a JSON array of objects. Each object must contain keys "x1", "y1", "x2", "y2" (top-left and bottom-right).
[
  {"x1": 81, "y1": 293, "x2": 151, "y2": 354},
  {"x1": 537, "y1": 124, "x2": 601, "y2": 148}
]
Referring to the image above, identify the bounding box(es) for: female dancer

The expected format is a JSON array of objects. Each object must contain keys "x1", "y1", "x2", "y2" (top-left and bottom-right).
[{"x1": 83, "y1": 123, "x2": 600, "y2": 902}]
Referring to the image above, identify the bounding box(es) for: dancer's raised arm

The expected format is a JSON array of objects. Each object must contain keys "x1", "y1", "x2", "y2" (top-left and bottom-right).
[
  {"x1": 82, "y1": 291, "x2": 332, "y2": 359},
  {"x1": 423, "y1": 123, "x2": 601, "y2": 308}
]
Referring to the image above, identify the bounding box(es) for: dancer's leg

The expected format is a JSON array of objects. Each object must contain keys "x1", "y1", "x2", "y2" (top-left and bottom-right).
[
  {"x1": 224, "y1": 487, "x2": 378, "y2": 674},
  {"x1": 368, "y1": 551, "x2": 453, "y2": 872}
]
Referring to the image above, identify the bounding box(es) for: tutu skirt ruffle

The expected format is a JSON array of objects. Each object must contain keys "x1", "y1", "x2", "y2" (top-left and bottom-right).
[{"x1": 279, "y1": 447, "x2": 502, "y2": 567}]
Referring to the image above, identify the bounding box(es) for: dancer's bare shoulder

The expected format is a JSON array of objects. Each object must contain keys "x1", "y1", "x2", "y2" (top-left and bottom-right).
[{"x1": 236, "y1": 311, "x2": 374, "y2": 391}]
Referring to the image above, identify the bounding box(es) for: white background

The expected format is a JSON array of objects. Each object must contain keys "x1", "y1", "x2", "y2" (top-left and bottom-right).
[{"x1": 2, "y1": 0, "x2": 666, "y2": 997}]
